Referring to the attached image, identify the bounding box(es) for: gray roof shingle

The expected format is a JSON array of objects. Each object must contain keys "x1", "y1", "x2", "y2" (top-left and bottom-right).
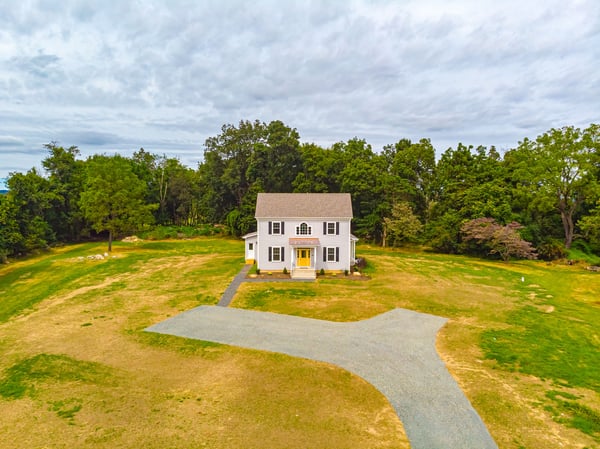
[{"x1": 255, "y1": 193, "x2": 353, "y2": 218}]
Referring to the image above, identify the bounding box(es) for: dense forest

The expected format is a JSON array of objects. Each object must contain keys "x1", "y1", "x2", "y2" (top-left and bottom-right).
[{"x1": 1, "y1": 120, "x2": 599, "y2": 262}]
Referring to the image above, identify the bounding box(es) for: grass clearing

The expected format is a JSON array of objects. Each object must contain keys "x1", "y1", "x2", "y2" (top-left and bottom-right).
[
  {"x1": 1, "y1": 238, "x2": 598, "y2": 448},
  {"x1": 0, "y1": 238, "x2": 407, "y2": 449},
  {"x1": 233, "y1": 244, "x2": 600, "y2": 449},
  {"x1": 0, "y1": 353, "x2": 117, "y2": 400}
]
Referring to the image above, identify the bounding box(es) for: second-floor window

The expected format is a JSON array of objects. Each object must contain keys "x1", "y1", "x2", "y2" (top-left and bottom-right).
[
  {"x1": 269, "y1": 221, "x2": 283, "y2": 235},
  {"x1": 324, "y1": 221, "x2": 339, "y2": 235},
  {"x1": 296, "y1": 222, "x2": 312, "y2": 235}
]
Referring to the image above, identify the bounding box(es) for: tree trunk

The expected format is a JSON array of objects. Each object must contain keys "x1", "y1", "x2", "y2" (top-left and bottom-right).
[
  {"x1": 560, "y1": 209, "x2": 574, "y2": 249},
  {"x1": 108, "y1": 230, "x2": 113, "y2": 252}
]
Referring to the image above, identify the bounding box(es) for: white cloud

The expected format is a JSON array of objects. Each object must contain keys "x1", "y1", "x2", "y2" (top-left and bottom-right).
[{"x1": 0, "y1": 0, "x2": 598, "y2": 178}]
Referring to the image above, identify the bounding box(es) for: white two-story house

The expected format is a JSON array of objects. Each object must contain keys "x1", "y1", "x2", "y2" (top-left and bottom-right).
[{"x1": 242, "y1": 193, "x2": 358, "y2": 279}]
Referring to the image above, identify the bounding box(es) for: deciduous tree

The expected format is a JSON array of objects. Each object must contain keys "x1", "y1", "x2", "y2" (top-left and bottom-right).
[
  {"x1": 42, "y1": 143, "x2": 85, "y2": 241},
  {"x1": 382, "y1": 202, "x2": 423, "y2": 247},
  {"x1": 0, "y1": 195, "x2": 23, "y2": 261},
  {"x1": 79, "y1": 155, "x2": 156, "y2": 251},
  {"x1": 461, "y1": 217, "x2": 537, "y2": 261},
  {"x1": 510, "y1": 124, "x2": 600, "y2": 248},
  {"x1": 579, "y1": 199, "x2": 600, "y2": 250},
  {"x1": 6, "y1": 169, "x2": 55, "y2": 252}
]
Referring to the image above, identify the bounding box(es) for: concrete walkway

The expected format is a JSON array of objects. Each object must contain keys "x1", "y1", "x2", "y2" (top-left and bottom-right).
[
  {"x1": 217, "y1": 265, "x2": 319, "y2": 307},
  {"x1": 216, "y1": 264, "x2": 252, "y2": 307},
  {"x1": 146, "y1": 306, "x2": 498, "y2": 449}
]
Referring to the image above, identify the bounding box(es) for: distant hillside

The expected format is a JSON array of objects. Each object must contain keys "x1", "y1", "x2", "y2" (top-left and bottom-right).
[{"x1": 0, "y1": 190, "x2": 7, "y2": 195}]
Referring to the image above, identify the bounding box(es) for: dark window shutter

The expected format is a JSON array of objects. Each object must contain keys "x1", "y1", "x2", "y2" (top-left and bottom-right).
[
  {"x1": 281, "y1": 247, "x2": 285, "y2": 262},
  {"x1": 268, "y1": 247, "x2": 272, "y2": 262},
  {"x1": 323, "y1": 247, "x2": 327, "y2": 262},
  {"x1": 336, "y1": 247, "x2": 339, "y2": 262},
  {"x1": 281, "y1": 222, "x2": 285, "y2": 235},
  {"x1": 336, "y1": 222, "x2": 339, "y2": 235},
  {"x1": 323, "y1": 222, "x2": 327, "y2": 234},
  {"x1": 268, "y1": 221, "x2": 272, "y2": 234}
]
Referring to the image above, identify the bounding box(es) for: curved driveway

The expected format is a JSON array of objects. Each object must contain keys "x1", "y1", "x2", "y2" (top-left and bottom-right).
[{"x1": 146, "y1": 306, "x2": 498, "y2": 449}]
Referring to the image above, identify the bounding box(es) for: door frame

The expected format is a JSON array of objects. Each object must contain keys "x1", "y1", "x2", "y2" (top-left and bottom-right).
[{"x1": 296, "y1": 247, "x2": 311, "y2": 267}]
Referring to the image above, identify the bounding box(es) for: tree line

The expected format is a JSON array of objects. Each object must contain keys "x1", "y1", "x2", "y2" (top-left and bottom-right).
[{"x1": 1, "y1": 120, "x2": 599, "y2": 262}]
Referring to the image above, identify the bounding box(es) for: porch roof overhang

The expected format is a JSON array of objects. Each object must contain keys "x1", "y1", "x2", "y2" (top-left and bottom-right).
[{"x1": 289, "y1": 238, "x2": 321, "y2": 247}]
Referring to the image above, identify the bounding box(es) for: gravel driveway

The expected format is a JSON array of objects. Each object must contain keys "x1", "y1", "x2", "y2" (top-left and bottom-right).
[{"x1": 146, "y1": 306, "x2": 498, "y2": 449}]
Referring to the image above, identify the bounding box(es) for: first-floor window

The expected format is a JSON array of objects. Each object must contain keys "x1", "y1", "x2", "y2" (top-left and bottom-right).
[
  {"x1": 248, "y1": 243, "x2": 253, "y2": 250},
  {"x1": 268, "y1": 246, "x2": 285, "y2": 262},
  {"x1": 323, "y1": 247, "x2": 339, "y2": 262}
]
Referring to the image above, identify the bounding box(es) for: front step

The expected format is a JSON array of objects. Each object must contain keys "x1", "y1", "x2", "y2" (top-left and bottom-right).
[{"x1": 291, "y1": 268, "x2": 316, "y2": 280}]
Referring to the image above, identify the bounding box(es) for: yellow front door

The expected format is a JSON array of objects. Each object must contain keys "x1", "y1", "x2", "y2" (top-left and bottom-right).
[{"x1": 296, "y1": 248, "x2": 311, "y2": 267}]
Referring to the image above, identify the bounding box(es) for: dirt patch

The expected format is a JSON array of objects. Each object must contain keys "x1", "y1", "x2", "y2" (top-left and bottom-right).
[{"x1": 122, "y1": 236, "x2": 143, "y2": 242}]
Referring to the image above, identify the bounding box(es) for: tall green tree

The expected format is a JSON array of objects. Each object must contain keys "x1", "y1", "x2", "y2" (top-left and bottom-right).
[
  {"x1": 5, "y1": 169, "x2": 55, "y2": 252},
  {"x1": 382, "y1": 138, "x2": 436, "y2": 221},
  {"x1": 0, "y1": 194, "x2": 23, "y2": 261},
  {"x1": 42, "y1": 143, "x2": 86, "y2": 241},
  {"x1": 292, "y1": 143, "x2": 343, "y2": 193},
  {"x1": 203, "y1": 120, "x2": 266, "y2": 213},
  {"x1": 510, "y1": 125, "x2": 600, "y2": 248},
  {"x1": 162, "y1": 159, "x2": 200, "y2": 226},
  {"x1": 200, "y1": 119, "x2": 302, "y2": 235},
  {"x1": 79, "y1": 155, "x2": 156, "y2": 251},
  {"x1": 579, "y1": 199, "x2": 600, "y2": 250},
  {"x1": 247, "y1": 120, "x2": 303, "y2": 192},
  {"x1": 335, "y1": 138, "x2": 387, "y2": 240},
  {"x1": 427, "y1": 144, "x2": 512, "y2": 253},
  {"x1": 382, "y1": 201, "x2": 423, "y2": 247}
]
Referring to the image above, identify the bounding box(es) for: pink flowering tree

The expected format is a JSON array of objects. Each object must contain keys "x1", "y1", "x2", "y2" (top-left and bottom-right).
[{"x1": 461, "y1": 217, "x2": 537, "y2": 261}]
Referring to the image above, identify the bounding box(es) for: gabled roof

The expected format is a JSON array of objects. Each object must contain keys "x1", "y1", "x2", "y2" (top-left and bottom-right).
[{"x1": 255, "y1": 193, "x2": 353, "y2": 219}]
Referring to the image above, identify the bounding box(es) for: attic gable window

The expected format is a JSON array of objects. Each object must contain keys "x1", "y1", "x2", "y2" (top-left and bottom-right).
[{"x1": 296, "y1": 222, "x2": 312, "y2": 235}]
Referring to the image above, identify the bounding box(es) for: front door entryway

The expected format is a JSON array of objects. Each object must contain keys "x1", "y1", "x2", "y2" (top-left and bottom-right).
[{"x1": 296, "y1": 248, "x2": 311, "y2": 267}]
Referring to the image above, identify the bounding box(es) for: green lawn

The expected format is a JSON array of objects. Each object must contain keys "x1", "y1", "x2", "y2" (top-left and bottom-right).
[
  {"x1": 0, "y1": 238, "x2": 407, "y2": 449},
  {"x1": 0, "y1": 239, "x2": 598, "y2": 449},
  {"x1": 233, "y1": 245, "x2": 600, "y2": 448}
]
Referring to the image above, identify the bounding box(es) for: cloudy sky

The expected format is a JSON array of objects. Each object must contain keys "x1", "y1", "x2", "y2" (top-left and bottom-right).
[{"x1": 1, "y1": 0, "x2": 599, "y2": 185}]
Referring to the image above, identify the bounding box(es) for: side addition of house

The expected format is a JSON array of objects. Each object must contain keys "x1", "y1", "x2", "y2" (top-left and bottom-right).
[{"x1": 242, "y1": 193, "x2": 358, "y2": 279}]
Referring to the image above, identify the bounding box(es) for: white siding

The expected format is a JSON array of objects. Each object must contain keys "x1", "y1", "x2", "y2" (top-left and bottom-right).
[{"x1": 257, "y1": 217, "x2": 353, "y2": 271}]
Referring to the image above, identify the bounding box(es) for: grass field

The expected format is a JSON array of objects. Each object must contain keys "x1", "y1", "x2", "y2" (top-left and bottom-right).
[
  {"x1": 234, "y1": 245, "x2": 600, "y2": 449},
  {"x1": 0, "y1": 239, "x2": 406, "y2": 449},
  {"x1": 0, "y1": 238, "x2": 598, "y2": 448}
]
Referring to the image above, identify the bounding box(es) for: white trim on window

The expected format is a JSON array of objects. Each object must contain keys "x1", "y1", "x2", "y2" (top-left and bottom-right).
[
  {"x1": 271, "y1": 221, "x2": 282, "y2": 235},
  {"x1": 324, "y1": 221, "x2": 339, "y2": 235},
  {"x1": 327, "y1": 222, "x2": 335, "y2": 235},
  {"x1": 268, "y1": 246, "x2": 284, "y2": 262},
  {"x1": 296, "y1": 222, "x2": 312, "y2": 235}
]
